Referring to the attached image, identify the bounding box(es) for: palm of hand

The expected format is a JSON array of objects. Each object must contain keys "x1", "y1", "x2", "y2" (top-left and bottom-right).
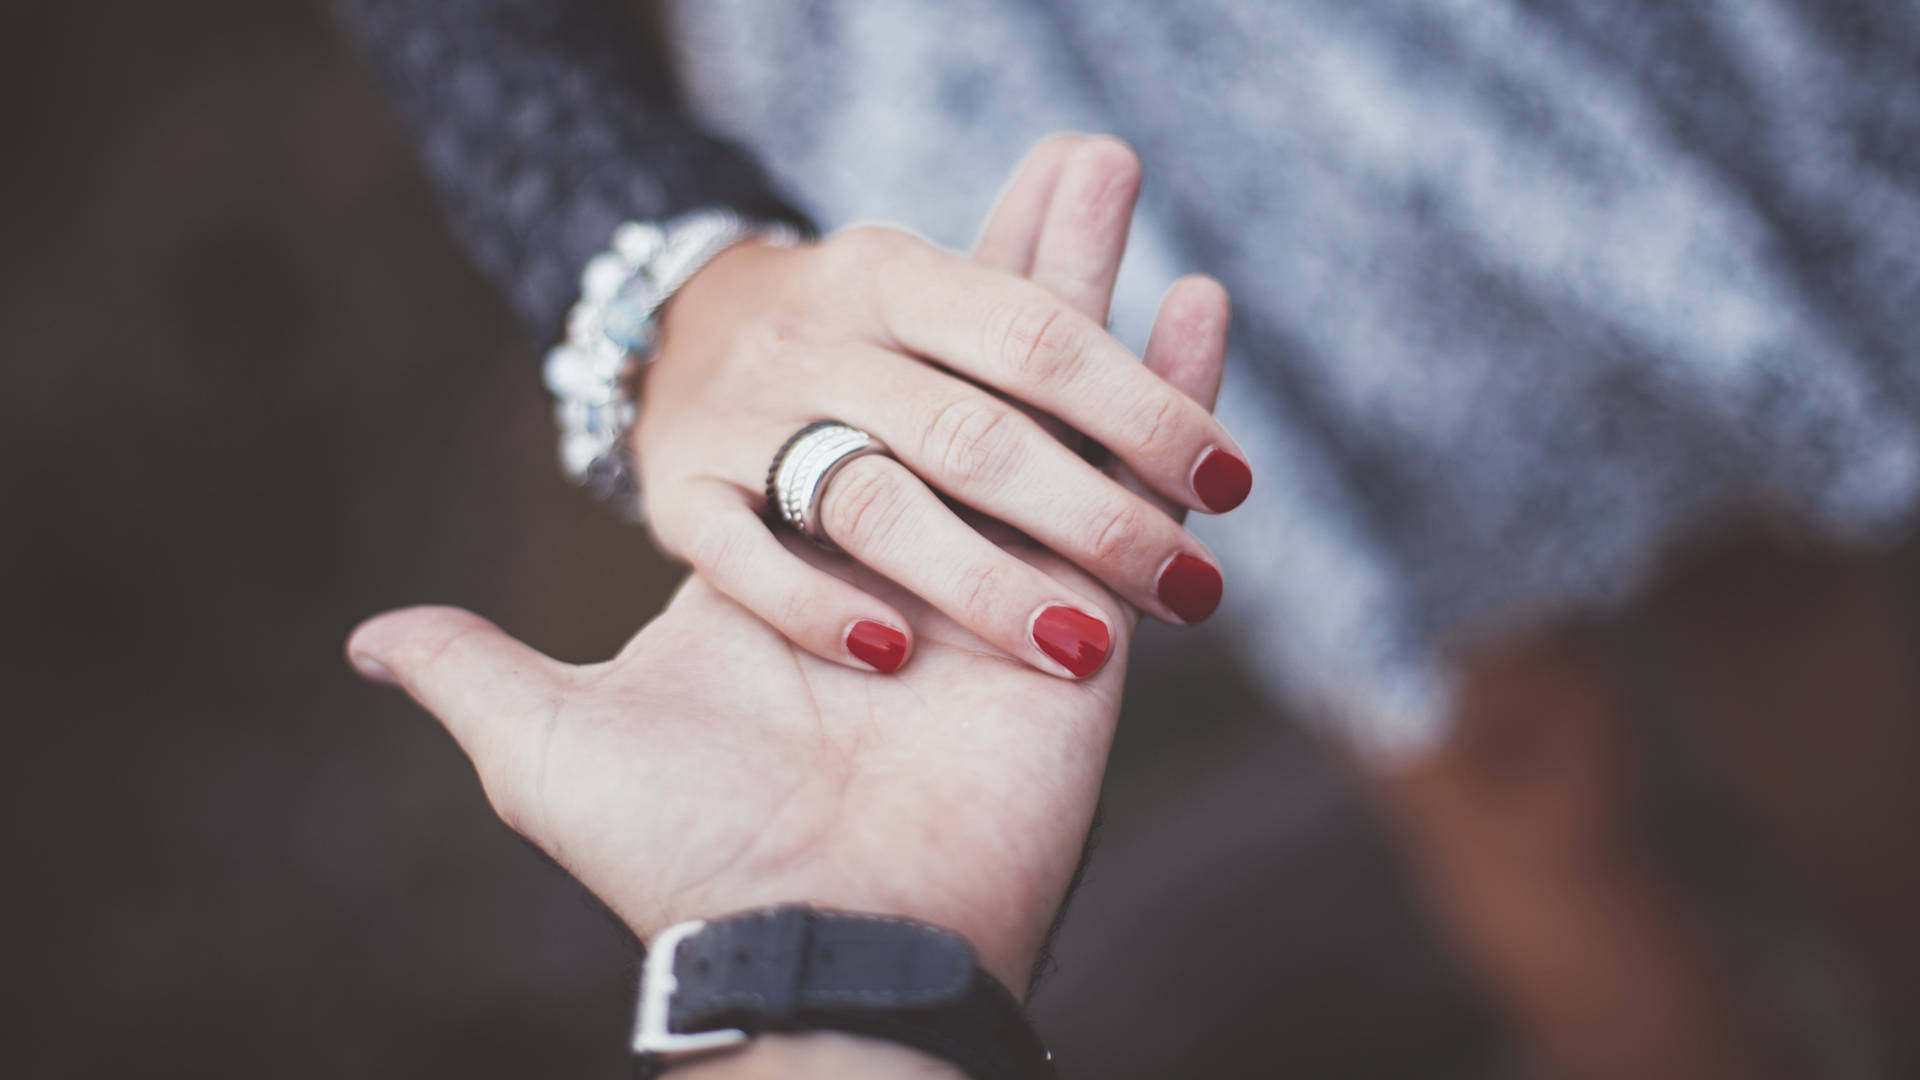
[
  {"x1": 351, "y1": 136, "x2": 1228, "y2": 996},
  {"x1": 491, "y1": 544, "x2": 1132, "y2": 990}
]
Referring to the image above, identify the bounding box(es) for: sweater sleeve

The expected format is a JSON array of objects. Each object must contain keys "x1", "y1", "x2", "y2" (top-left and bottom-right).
[{"x1": 331, "y1": 0, "x2": 813, "y2": 343}]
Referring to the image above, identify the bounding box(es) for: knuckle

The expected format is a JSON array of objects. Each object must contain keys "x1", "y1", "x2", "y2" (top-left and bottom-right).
[
  {"x1": 824, "y1": 460, "x2": 910, "y2": 553},
  {"x1": 993, "y1": 297, "x2": 1086, "y2": 386},
  {"x1": 773, "y1": 584, "x2": 821, "y2": 633},
  {"x1": 812, "y1": 231, "x2": 869, "y2": 282},
  {"x1": 1083, "y1": 501, "x2": 1148, "y2": 565},
  {"x1": 731, "y1": 317, "x2": 802, "y2": 367},
  {"x1": 951, "y1": 559, "x2": 1016, "y2": 627},
  {"x1": 1132, "y1": 392, "x2": 1188, "y2": 459},
  {"x1": 834, "y1": 223, "x2": 895, "y2": 248},
  {"x1": 684, "y1": 516, "x2": 747, "y2": 579},
  {"x1": 826, "y1": 224, "x2": 917, "y2": 268},
  {"x1": 814, "y1": 228, "x2": 924, "y2": 317},
  {"x1": 922, "y1": 396, "x2": 1023, "y2": 489},
  {"x1": 754, "y1": 295, "x2": 811, "y2": 343},
  {"x1": 383, "y1": 607, "x2": 485, "y2": 672}
]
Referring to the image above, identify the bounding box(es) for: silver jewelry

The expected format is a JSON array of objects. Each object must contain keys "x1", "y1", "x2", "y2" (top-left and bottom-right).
[
  {"x1": 546, "y1": 209, "x2": 802, "y2": 519},
  {"x1": 765, "y1": 421, "x2": 892, "y2": 546},
  {"x1": 630, "y1": 919, "x2": 747, "y2": 1060}
]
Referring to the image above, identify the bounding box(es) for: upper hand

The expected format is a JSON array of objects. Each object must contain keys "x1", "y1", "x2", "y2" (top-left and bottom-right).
[{"x1": 633, "y1": 136, "x2": 1250, "y2": 681}]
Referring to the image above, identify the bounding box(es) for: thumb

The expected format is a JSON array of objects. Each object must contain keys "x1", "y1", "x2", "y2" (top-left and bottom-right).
[{"x1": 347, "y1": 605, "x2": 569, "y2": 760}]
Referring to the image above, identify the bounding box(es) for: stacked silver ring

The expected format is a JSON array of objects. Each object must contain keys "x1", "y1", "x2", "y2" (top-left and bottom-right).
[{"x1": 766, "y1": 421, "x2": 892, "y2": 547}]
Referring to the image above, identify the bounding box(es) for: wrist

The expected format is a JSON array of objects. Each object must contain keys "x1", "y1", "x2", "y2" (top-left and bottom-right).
[
  {"x1": 627, "y1": 893, "x2": 1040, "y2": 1002},
  {"x1": 631, "y1": 234, "x2": 811, "y2": 478},
  {"x1": 649, "y1": 235, "x2": 807, "y2": 379},
  {"x1": 630, "y1": 906, "x2": 1053, "y2": 1080},
  {"x1": 671, "y1": 1031, "x2": 967, "y2": 1080},
  {"x1": 657, "y1": 234, "x2": 799, "y2": 327},
  {"x1": 547, "y1": 211, "x2": 802, "y2": 516}
]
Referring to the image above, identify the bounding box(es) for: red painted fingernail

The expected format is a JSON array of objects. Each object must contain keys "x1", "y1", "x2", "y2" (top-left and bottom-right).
[
  {"x1": 1192, "y1": 448, "x2": 1252, "y2": 513},
  {"x1": 1030, "y1": 605, "x2": 1112, "y2": 679},
  {"x1": 1156, "y1": 554, "x2": 1223, "y2": 624},
  {"x1": 846, "y1": 620, "x2": 909, "y2": 673}
]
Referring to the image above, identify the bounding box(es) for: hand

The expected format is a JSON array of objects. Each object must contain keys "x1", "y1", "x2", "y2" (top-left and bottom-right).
[
  {"x1": 632, "y1": 135, "x2": 1250, "y2": 681},
  {"x1": 346, "y1": 147, "x2": 1231, "y2": 989},
  {"x1": 348, "y1": 306, "x2": 1226, "y2": 993}
]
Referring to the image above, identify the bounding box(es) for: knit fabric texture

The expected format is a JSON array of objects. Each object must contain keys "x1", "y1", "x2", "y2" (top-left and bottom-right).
[{"x1": 344, "y1": 0, "x2": 1920, "y2": 756}]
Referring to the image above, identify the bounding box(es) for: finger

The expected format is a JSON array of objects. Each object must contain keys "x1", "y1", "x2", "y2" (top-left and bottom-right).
[
  {"x1": 828, "y1": 348, "x2": 1225, "y2": 626},
  {"x1": 1015, "y1": 136, "x2": 1140, "y2": 452},
  {"x1": 971, "y1": 133, "x2": 1083, "y2": 274},
  {"x1": 816, "y1": 454, "x2": 1116, "y2": 679},
  {"x1": 346, "y1": 605, "x2": 568, "y2": 759},
  {"x1": 651, "y1": 477, "x2": 915, "y2": 673},
  {"x1": 1145, "y1": 275, "x2": 1230, "y2": 413},
  {"x1": 1027, "y1": 136, "x2": 1141, "y2": 323},
  {"x1": 1116, "y1": 274, "x2": 1234, "y2": 517},
  {"x1": 1102, "y1": 276, "x2": 1233, "y2": 632},
  {"x1": 969, "y1": 133, "x2": 1094, "y2": 450},
  {"x1": 861, "y1": 243, "x2": 1252, "y2": 514}
]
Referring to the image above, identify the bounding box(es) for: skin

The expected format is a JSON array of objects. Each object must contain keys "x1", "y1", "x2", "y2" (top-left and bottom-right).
[
  {"x1": 635, "y1": 136, "x2": 1247, "y2": 680},
  {"x1": 1381, "y1": 539, "x2": 1920, "y2": 1078},
  {"x1": 348, "y1": 136, "x2": 1230, "y2": 1077},
  {"x1": 1383, "y1": 627, "x2": 1771, "y2": 1080},
  {"x1": 349, "y1": 136, "x2": 1843, "y2": 1080}
]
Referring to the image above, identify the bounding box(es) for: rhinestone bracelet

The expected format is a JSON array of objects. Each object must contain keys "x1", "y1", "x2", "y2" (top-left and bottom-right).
[{"x1": 545, "y1": 209, "x2": 802, "y2": 520}]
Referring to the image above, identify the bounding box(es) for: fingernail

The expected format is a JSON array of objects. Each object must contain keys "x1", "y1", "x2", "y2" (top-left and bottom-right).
[
  {"x1": 1192, "y1": 448, "x2": 1252, "y2": 513},
  {"x1": 1156, "y1": 554, "x2": 1223, "y2": 624},
  {"x1": 1030, "y1": 605, "x2": 1112, "y2": 679},
  {"x1": 350, "y1": 652, "x2": 396, "y2": 684},
  {"x1": 846, "y1": 620, "x2": 909, "y2": 673}
]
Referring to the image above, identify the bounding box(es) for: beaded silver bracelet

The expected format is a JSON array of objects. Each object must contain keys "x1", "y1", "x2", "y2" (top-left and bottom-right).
[{"x1": 545, "y1": 209, "x2": 801, "y2": 520}]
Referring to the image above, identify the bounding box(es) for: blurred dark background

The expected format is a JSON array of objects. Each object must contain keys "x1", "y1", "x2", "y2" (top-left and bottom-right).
[
  {"x1": 22, "y1": 4, "x2": 1920, "y2": 1078},
  {"x1": 3, "y1": 4, "x2": 1493, "y2": 1076}
]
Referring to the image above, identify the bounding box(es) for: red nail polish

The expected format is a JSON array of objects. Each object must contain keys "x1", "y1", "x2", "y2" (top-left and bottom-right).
[
  {"x1": 846, "y1": 620, "x2": 908, "y2": 673},
  {"x1": 1031, "y1": 605, "x2": 1112, "y2": 678},
  {"x1": 1192, "y1": 449, "x2": 1252, "y2": 513},
  {"x1": 1156, "y1": 554, "x2": 1223, "y2": 624}
]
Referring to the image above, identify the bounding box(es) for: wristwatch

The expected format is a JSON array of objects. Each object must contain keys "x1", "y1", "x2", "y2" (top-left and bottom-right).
[{"x1": 631, "y1": 905, "x2": 1055, "y2": 1080}]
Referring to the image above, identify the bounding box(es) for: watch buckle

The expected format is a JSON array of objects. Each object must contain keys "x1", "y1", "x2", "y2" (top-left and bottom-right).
[{"x1": 631, "y1": 919, "x2": 750, "y2": 1060}]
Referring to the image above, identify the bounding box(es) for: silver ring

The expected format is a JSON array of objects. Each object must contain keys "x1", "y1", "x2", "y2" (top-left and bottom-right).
[{"x1": 765, "y1": 421, "x2": 892, "y2": 547}]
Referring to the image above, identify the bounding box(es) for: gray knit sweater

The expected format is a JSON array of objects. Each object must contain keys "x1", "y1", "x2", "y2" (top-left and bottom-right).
[{"x1": 340, "y1": 0, "x2": 1920, "y2": 755}]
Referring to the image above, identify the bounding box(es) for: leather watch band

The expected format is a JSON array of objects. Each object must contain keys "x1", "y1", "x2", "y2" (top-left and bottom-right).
[{"x1": 631, "y1": 905, "x2": 1053, "y2": 1080}]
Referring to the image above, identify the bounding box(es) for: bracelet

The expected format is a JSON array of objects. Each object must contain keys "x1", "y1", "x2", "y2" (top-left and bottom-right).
[{"x1": 544, "y1": 209, "x2": 802, "y2": 520}]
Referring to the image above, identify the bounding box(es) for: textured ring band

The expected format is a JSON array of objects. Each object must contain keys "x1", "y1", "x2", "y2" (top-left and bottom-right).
[{"x1": 766, "y1": 421, "x2": 892, "y2": 547}]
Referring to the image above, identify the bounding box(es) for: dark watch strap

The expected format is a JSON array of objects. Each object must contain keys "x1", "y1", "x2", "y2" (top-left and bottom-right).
[{"x1": 631, "y1": 905, "x2": 1053, "y2": 1080}]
